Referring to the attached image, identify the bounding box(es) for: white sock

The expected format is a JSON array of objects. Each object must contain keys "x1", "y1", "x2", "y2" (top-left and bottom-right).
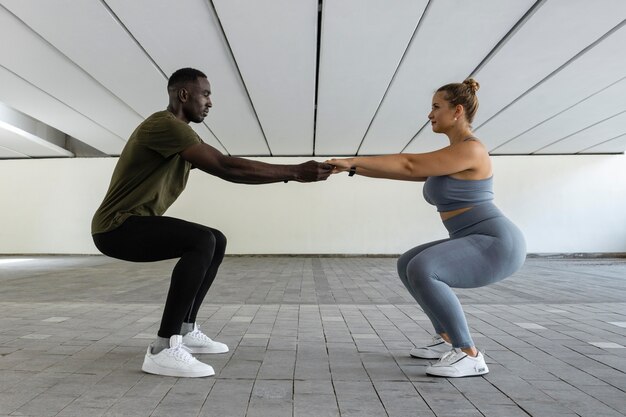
[
  {"x1": 151, "y1": 336, "x2": 170, "y2": 354},
  {"x1": 181, "y1": 322, "x2": 194, "y2": 335}
]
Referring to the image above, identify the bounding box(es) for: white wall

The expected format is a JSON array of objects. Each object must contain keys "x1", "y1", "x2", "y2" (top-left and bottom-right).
[{"x1": 0, "y1": 154, "x2": 624, "y2": 254}]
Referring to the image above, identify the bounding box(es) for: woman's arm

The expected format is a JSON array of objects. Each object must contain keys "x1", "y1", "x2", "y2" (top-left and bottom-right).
[
  {"x1": 344, "y1": 166, "x2": 427, "y2": 181},
  {"x1": 328, "y1": 141, "x2": 486, "y2": 180}
]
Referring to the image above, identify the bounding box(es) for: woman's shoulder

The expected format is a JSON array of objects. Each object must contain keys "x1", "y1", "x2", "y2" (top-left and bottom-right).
[{"x1": 448, "y1": 136, "x2": 488, "y2": 156}]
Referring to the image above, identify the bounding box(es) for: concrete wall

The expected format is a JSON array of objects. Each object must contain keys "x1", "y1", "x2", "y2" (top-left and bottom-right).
[{"x1": 0, "y1": 154, "x2": 624, "y2": 254}]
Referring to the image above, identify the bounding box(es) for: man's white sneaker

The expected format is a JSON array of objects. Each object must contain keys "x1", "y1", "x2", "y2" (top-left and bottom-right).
[
  {"x1": 142, "y1": 335, "x2": 215, "y2": 377},
  {"x1": 410, "y1": 336, "x2": 452, "y2": 359},
  {"x1": 426, "y1": 348, "x2": 489, "y2": 377},
  {"x1": 182, "y1": 324, "x2": 229, "y2": 354}
]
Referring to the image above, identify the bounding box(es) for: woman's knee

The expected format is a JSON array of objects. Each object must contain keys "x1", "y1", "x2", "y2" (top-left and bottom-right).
[
  {"x1": 397, "y1": 250, "x2": 416, "y2": 282},
  {"x1": 396, "y1": 257, "x2": 407, "y2": 282},
  {"x1": 406, "y1": 257, "x2": 438, "y2": 289}
]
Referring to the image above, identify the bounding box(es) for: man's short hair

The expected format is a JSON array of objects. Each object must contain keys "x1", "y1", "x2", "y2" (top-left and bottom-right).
[{"x1": 167, "y1": 68, "x2": 207, "y2": 90}]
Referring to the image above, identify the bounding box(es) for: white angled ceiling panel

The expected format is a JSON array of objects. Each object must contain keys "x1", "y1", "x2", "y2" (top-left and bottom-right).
[
  {"x1": 580, "y1": 133, "x2": 626, "y2": 154},
  {"x1": 0, "y1": 0, "x2": 165, "y2": 118},
  {"x1": 0, "y1": 66, "x2": 126, "y2": 155},
  {"x1": 106, "y1": 0, "x2": 268, "y2": 156},
  {"x1": 475, "y1": 22, "x2": 626, "y2": 152},
  {"x1": 362, "y1": 0, "x2": 534, "y2": 155},
  {"x1": 0, "y1": 123, "x2": 70, "y2": 157},
  {"x1": 473, "y1": 0, "x2": 626, "y2": 130},
  {"x1": 315, "y1": 0, "x2": 428, "y2": 156},
  {"x1": 535, "y1": 110, "x2": 626, "y2": 154},
  {"x1": 0, "y1": 0, "x2": 234, "y2": 153},
  {"x1": 0, "y1": 102, "x2": 72, "y2": 157},
  {"x1": 0, "y1": 6, "x2": 142, "y2": 147},
  {"x1": 0, "y1": 1, "x2": 623, "y2": 158},
  {"x1": 0, "y1": 143, "x2": 27, "y2": 159},
  {"x1": 494, "y1": 77, "x2": 626, "y2": 154},
  {"x1": 213, "y1": 0, "x2": 317, "y2": 156}
]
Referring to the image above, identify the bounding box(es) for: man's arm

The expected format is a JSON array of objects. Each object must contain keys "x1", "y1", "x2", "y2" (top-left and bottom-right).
[{"x1": 180, "y1": 142, "x2": 332, "y2": 184}]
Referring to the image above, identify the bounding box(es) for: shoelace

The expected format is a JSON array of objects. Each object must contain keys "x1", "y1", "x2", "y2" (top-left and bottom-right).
[
  {"x1": 188, "y1": 328, "x2": 213, "y2": 343},
  {"x1": 430, "y1": 335, "x2": 443, "y2": 345},
  {"x1": 438, "y1": 348, "x2": 465, "y2": 364},
  {"x1": 169, "y1": 344, "x2": 195, "y2": 363}
]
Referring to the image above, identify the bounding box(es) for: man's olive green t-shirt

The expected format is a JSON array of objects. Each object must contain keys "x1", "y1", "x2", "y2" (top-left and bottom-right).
[{"x1": 91, "y1": 111, "x2": 201, "y2": 235}]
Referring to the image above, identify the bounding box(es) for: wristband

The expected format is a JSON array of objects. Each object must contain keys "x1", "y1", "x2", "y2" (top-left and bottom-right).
[{"x1": 348, "y1": 166, "x2": 356, "y2": 177}]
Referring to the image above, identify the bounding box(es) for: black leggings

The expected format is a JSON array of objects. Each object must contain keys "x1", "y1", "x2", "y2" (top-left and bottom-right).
[{"x1": 93, "y1": 216, "x2": 227, "y2": 338}]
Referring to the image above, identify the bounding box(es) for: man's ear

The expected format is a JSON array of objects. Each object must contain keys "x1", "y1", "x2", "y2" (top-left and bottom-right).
[{"x1": 178, "y1": 88, "x2": 189, "y2": 103}]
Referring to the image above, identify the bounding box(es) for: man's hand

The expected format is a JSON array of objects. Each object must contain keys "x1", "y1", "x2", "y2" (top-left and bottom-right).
[{"x1": 295, "y1": 161, "x2": 334, "y2": 182}]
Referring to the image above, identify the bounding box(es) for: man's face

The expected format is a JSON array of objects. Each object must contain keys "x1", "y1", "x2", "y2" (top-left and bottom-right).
[{"x1": 182, "y1": 77, "x2": 212, "y2": 123}]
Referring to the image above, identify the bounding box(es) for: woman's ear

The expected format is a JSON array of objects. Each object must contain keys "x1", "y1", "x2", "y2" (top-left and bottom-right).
[{"x1": 455, "y1": 104, "x2": 465, "y2": 120}]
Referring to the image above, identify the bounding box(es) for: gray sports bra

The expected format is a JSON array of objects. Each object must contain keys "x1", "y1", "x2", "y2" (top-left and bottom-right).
[{"x1": 423, "y1": 175, "x2": 494, "y2": 212}]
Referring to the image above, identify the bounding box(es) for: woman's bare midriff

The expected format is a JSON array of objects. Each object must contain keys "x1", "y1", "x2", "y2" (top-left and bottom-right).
[{"x1": 440, "y1": 206, "x2": 473, "y2": 221}]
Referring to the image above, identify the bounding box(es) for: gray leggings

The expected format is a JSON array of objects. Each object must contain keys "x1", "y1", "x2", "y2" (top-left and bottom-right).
[{"x1": 397, "y1": 203, "x2": 526, "y2": 348}]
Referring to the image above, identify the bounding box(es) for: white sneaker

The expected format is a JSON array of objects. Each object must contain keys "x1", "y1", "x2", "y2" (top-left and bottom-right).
[
  {"x1": 182, "y1": 324, "x2": 229, "y2": 354},
  {"x1": 410, "y1": 336, "x2": 452, "y2": 359},
  {"x1": 142, "y1": 335, "x2": 215, "y2": 377},
  {"x1": 426, "y1": 348, "x2": 489, "y2": 377}
]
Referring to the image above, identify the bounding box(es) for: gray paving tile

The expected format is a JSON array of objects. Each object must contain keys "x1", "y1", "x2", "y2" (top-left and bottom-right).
[
  {"x1": 413, "y1": 380, "x2": 483, "y2": 417},
  {"x1": 293, "y1": 380, "x2": 339, "y2": 417},
  {"x1": 247, "y1": 380, "x2": 292, "y2": 417},
  {"x1": 257, "y1": 349, "x2": 296, "y2": 380},
  {"x1": 334, "y1": 380, "x2": 387, "y2": 417},
  {"x1": 373, "y1": 380, "x2": 436, "y2": 417},
  {"x1": 294, "y1": 343, "x2": 331, "y2": 381},
  {"x1": 150, "y1": 378, "x2": 213, "y2": 417},
  {"x1": 328, "y1": 342, "x2": 370, "y2": 382},
  {"x1": 0, "y1": 256, "x2": 625, "y2": 416},
  {"x1": 198, "y1": 379, "x2": 253, "y2": 417},
  {"x1": 14, "y1": 393, "x2": 78, "y2": 417}
]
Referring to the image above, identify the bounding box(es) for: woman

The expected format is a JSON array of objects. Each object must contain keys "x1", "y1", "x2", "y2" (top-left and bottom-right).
[{"x1": 327, "y1": 79, "x2": 526, "y2": 377}]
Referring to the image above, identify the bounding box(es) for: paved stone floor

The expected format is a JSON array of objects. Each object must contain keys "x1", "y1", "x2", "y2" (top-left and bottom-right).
[{"x1": 0, "y1": 255, "x2": 625, "y2": 417}]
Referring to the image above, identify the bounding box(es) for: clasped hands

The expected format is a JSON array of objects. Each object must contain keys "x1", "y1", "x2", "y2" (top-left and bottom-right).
[
  {"x1": 325, "y1": 158, "x2": 353, "y2": 175},
  {"x1": 296, "y1": 158, "x2": 354, "y2": 182}
]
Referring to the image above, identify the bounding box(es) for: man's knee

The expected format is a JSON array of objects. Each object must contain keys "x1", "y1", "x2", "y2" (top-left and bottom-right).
[
  {"x1": 193, "y1": 230, "x2": 217, "y2": 255},
  {"x1": 212, "y1": 229, "x2": 227, "y2": 251},
  {"x1": 197, "y1": 229, "x2": 228, "y2": 260}
]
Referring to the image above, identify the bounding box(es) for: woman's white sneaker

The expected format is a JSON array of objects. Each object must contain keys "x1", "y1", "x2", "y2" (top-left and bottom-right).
[
  {"x1": 182, "y1": 324, "x2": 229, "y2": 354},
  {"x1": 426, "y1": 348, "x2": 489, "y2": 377},
  {"x1": 410, "y1": 336, "x2": 452, "y2": 359},
  {"x1": 142, "y1": 335, "x2": 215, "y2": 377}
]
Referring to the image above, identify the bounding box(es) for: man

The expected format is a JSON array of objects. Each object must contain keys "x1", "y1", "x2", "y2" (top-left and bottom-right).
[{"x1": 92, "y1": 68, "x2": 332, "y2": 377}]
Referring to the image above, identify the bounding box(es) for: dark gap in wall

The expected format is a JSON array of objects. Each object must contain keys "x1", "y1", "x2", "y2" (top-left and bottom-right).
[{"x1": 312, "y1": 0, "x2": 323, "y2": 156}]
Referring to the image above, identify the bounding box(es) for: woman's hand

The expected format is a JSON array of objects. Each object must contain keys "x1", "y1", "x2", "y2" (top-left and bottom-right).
[{"x1": 325, "y1": 158, "x2": 353, "y2": 174}]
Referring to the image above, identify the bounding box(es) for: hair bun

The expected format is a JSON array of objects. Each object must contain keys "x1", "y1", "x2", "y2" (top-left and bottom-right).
[{"x1": 463, "y1": 78, "x2": 480, "y2": 93}]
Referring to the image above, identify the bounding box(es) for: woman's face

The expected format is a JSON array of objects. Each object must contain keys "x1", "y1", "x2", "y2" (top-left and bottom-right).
[{"x1": 428, "y1": 91, "x2": 456, "y2": 133}]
